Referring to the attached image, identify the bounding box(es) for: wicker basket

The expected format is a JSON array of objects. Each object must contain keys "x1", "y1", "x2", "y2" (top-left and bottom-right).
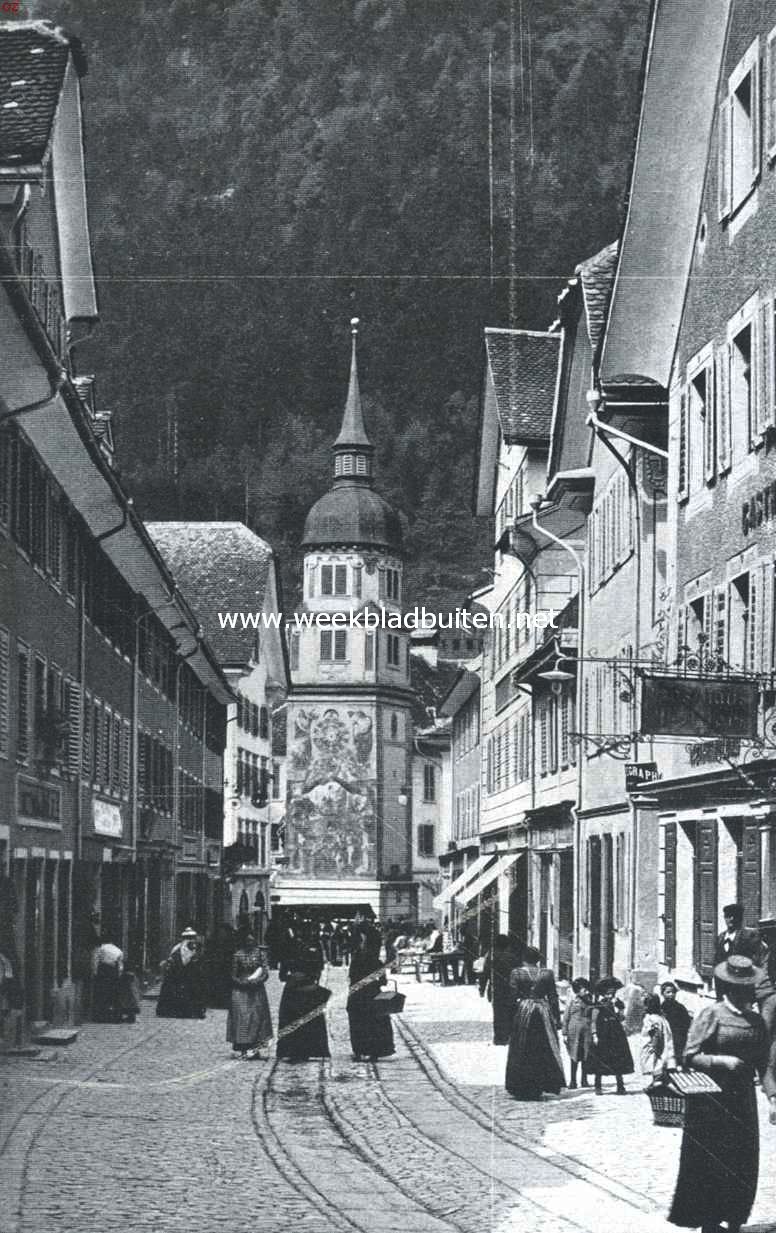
[
  {"x1": 646, "y1": 1071, "x2": 721, "y2": 1128},
  {"x1": 647, "y1": 1084, "x2": 685, "y2": 1127}
]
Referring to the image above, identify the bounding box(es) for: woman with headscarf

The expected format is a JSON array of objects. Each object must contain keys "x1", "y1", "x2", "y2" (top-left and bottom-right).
[
  {"x1": 276, "y1": 944, "x2": 331, "y2": 1061},
  {"x1": 505, "y1": 969, "x2": 566, "y2": 1100},
  {"x1": 659, "y1": 980, "x2": 692, "y2": 1065},
  {"x1": 227, "y1": 931, "x2": 272, "y2": 1060},
  {"x1": 347, "y1": 924, "x2": 395, "y2": 1061},
  {"x1": 588, "y1": 977, "x2": 633, "y2": 1094},
  {"x1": 478, "y1": 934, "x2": 524, "y2": 1046},
  {"x1": 668, "y1": 955, "x2": 776, "y2": 1233},
  {"x1": 156, "y1": 927, "x2": 207, "y2": 1019}
]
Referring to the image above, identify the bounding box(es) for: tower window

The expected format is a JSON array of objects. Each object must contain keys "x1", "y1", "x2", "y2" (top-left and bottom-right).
[
  {"x1": 356, "y1": 455, "x2": 367, "y2": 475},
  {"x1": 390, "y1": 712, "x2": 398, "y2": 739},
  {"x1": 342, "y1": 455, "x2": 354, "y2": 475},
  {"x1": 321, "y1": 630, "x2": 347, "y2": 661},
  {"x1": 335, "y1": 456, "x2": 342, "y2": 477},
  {"x1": 386, "y1": 633, "x2": 400, "y2": 667},
  {"x1": 385, "y1": 568, "x2": 400, "y2": 602},
  {"x1": 423, "y1": 764, "x2": 436, "y2": 802},
  {"x1": 364, "y1": 632, "x2": 375, "y2": 671},
  {"x1": 321, "y1": 564, "x2": 333, "y2": 594},
  {"x1": 417, "y1": 823, "x2": 435, "y2": 857},
  {"x1": 335, "y1": 564, "x2": 348, "y2": 595},
  {"x1": 352, "y1": 566, "x2": 362, "y2": 597},
  {"x1": 289, "y1": 631, "x2": 300, "y2": 672}
]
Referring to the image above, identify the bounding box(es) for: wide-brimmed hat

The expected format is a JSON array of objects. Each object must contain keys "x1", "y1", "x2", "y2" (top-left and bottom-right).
[
  {"x1": 714, "y1": 954, "x2": 761, "y2": 987},
  {"x1": 595, "y1": 976, "x2": 623, "y2": 995},
  {"x1": 180, "y1": 926, "x2": 198, "y2": 939}
]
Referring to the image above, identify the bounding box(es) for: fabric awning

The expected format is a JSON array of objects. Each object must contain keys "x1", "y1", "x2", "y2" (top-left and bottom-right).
[
  {"x1": 457, "y1": 852, "x2": 522, "y2": 907},
  {"x1": 432, "y1": 852, "x2": 493, "y2": 910}
]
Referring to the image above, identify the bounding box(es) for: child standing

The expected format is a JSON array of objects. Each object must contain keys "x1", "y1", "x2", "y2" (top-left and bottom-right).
[
  {"x1": 589, "y1": 977, "x2": 634, "y2": 1095},
  {"x1": 563, "y1": 976, "x2": 593, "y2": 1089},
  {"x1": 639, "y1": 992, "x2": 676, "y2": 1088}
]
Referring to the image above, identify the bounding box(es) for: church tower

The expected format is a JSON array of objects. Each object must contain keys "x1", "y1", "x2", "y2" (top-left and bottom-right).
[{"x1": 275, "y1": 321, "x2": 415, "y2": 920}]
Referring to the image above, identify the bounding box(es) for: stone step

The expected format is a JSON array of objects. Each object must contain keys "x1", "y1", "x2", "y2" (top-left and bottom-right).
[{"x1": 30, "y1": 1027, "x2": 79, "y2": 1046}]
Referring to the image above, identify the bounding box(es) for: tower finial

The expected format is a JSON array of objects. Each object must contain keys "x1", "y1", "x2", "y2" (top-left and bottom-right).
[{"x1": 350, "y1": 316, "x2": 359, "y2": 336}]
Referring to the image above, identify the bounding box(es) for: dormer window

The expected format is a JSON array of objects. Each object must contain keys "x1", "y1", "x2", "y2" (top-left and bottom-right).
[
  {"x1": 356, "y1": 455, "x2": 367, "y2": 475},
  {"x1": 342, "y1": 455, "x2": 354, "y2": 475}
]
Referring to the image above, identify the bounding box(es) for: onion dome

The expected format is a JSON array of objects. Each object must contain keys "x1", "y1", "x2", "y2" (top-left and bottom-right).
[{"x1": 302, "y1": 319, "x2": 403, "y2": 553}]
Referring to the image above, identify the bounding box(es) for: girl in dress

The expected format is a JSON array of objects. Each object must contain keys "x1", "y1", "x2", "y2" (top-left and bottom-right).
[
  {"x1": 588, "y1": 977, "x2": 634, "y2": 1095},
  {"x1": 563, "y1": 976, "x2": 593, "y2": 1089}
]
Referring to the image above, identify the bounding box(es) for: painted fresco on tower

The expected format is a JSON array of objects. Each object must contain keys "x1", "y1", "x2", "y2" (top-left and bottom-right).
[{"x1": 283, "y1": 704, "x2": 377, "y2": 879}]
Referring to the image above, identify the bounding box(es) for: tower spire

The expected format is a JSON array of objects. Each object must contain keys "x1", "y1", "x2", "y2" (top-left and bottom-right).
[{"x1": 332, "y1": 317, "x2": 374, "y2": 482}]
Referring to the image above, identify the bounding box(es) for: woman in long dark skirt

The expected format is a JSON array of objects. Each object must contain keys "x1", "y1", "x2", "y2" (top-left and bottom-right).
[
  {"x1": 226, "y1": 933, "x2": 272, "y2": 1060},
  {"x1": 156, "y1": 928, "x2": 207, "y2": 1019},
  {"x1": 276, "y1": 947, "x2": 331, "y2": 1061},
  {"x1": 347, "y1": 925, "x2": 395, "y2": 1061},
  {"x1": 588, "y1": 977, "x2": 633, "y2": 1094},
  {"x1": 505, "y1": 969, "x2": 566, "y2": 1100},
  {"x1": 479, "y1": 934, "x2": 524, "y2": 1046},
  {"x1": 669, "y1": 955, "x2": 776, "y2": 1233}
]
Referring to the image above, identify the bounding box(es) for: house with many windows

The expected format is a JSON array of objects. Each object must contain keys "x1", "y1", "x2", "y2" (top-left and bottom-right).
[
  {"x1": 631, "y1": 0, "x2": 776, "y2": 991},
  {"x1": 0, "y1": 21, "x2": 231, "y2": 1033},
  {"x1": 147, "y1": 522, "x2": 289, "y2": 943}
]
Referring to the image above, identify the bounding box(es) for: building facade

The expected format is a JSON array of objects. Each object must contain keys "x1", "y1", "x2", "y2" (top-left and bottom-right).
[{"x1": 0, "y1": 21, "x2": 231, "y2": 1036}]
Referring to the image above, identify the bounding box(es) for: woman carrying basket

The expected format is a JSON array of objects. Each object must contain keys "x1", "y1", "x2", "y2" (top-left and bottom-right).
[{"x1": 668, "y1": 954, "x2": 776, "y2": 1233}]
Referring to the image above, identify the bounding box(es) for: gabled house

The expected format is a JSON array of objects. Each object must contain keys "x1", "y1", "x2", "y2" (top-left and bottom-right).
[{"x1": 147, "y1": 522, "x2": 289, "y2": 941}]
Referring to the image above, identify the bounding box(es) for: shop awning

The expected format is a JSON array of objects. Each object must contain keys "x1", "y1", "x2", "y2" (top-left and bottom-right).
[
  {"x1": 457, "y1": 852, "x2": 522, "y2": 907},
  {"x1": 432, "y1": 852, "x2": 493, "y2": 910}
]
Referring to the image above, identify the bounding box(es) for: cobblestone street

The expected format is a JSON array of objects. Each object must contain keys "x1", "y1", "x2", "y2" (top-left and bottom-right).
[{"x1": 2, "y1": 970, "x2": 776, "y2": 1233}]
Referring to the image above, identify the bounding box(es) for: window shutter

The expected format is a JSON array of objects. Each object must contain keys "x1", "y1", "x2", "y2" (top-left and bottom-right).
[
  {"x1": 320, "y1": 629, "x2": 332, "y2": 661},
  {"x1": 748, "y1": 565, "x2": 762, "y2": 673},
  {"x1": 701, "y1": 593, "x2": 713, "y2": 666},
  {"x1": 740, "y1": 819, "x2": 761, "y2": 925},
  {"x1": 768, "y1": 27, "x2": 776, "y2": 159},
  {"x1": 663, "y1": 822, "x2": 677, "y2": 968},
  {"x1": 713, "y1": 586, "x2": 728, "y2": 667},
  {"x1": 718, "y1": 95, "x2": 732, "y2": 219},
  {"x1": 677, "y1": 603, "x2": 689, "y2": 665},
  {"x1": 677, "y1": 386, "x2": 688, "y2": 500},
  {"x1": 752, "y1": 51, "x2": 762, "y2": 179},
  {"x1": 696, "y1": 819, "x2": 718, "y2": 979},
  {"x1": 0, "y1": 627, "x2": 8, "y2": 759},
  {"x1": 540, "y1": 702, "x2": 548, "y2": 774},
  {"x1": 66, "y1": 679, "x2": 81, "y2": 776},
  {"x1": 716, "y1": 344, "x2": 732, "y2": 472},
  {"x1": 122, "y1": 720, "x2": 131, "y2": 795},
  {"x1": 757, "y1": 296, "x2": 776, "y2": 434},
  {"x1": 703, "y1": 360, "x2": 716, "y2": 482}
]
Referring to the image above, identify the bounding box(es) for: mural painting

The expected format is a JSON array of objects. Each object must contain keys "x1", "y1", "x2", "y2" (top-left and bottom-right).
[{"x1": 283, "y1": 705, "x2": 377, "y2": 879}]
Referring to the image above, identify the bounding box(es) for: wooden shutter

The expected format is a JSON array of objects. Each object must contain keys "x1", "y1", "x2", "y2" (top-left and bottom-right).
[
  {"x1": 677, "y1": 386, "x2": 688, "y2": 500},
  {"x1": 716, "y1": 344, "x2": 732, "y2": 472},
  {"x1": 695, "y1": 819, "x2": 718, "y2": 979},
  {"x1": 768, "y1": 27, "x2": 776, "y2": 160},
  {"x1": 757, "y1": 296, "x2": 776, "y2": 434},
  {"x1": 65, "y1": 679, "x2": 81, "y2": 777},
  {"x1": 703, "y1": 359, "x2": 716, "y2": 482},
  {"x1": 718, "y1": 95, "x2": 732, "y2": 219},
  {"x1": 752, "y1": 51, "x2": 762, "y2": 180},
  {"x1": 747, "y1": 565, "x2": 762, "y2": 672},
  {"x1": 122, "y1": 720, "x2": 131, "y2": 795},
  {"x1": 713, "y1": 586, "x2": 728, "y2": 667},
  {"x1": 740, "y1": 818, "x2": 761, "y2": 926},
  {"x1": 677, "y1": 603, "x2": 689, "y2": 665},
  {"x1": 540, "y1": 701, "x2": 548, "y2": 774},
  {"x1": 663, "y1": 822, "x2": 677, "y2": 967},
  {"x1": 0, "y1": 627, "x2": 8, "y2": 759}
]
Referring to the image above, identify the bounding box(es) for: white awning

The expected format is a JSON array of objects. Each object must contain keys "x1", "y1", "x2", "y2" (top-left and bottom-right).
[
  {"x1": 432, "y1": 853, "x2": 493, "y2": 910},
  {"x1": 457, "y1": 852, "x2": 522, "y2": 907}
]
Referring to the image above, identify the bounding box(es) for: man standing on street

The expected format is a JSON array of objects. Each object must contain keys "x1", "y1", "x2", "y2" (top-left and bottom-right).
[{"x1": 713, "y1": 904, "x2": 769, "y2": 999}]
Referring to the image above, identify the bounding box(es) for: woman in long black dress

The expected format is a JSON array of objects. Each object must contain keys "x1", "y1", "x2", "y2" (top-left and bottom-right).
[
  {"x1": 347, "y1": 924, "x2": 395, "y2": 1061},
  {"x1": 505, "y1": 969, "x2": 566, "y2": 1100},
  {"x1": 226, "y1": 932, "x2": 272, "y2": 1059},
  {"x1": 588, "y1": 977, "x2": 633, "y2": 1094},
  {"x1": 669, "y1": 955, "x2": 776, "y2": 1233},
  {"x1": 156, "y1": 927, "x2": 207, "y2": 1019},
  {"x1": 276, "y1": 946, "x2": 331, "y2": 1061}
]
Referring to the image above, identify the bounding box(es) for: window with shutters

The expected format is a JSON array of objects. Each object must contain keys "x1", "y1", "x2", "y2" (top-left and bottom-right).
[
  {"x1": 755, "y1": 296, "x2": 776, "y2": 438},
  {"x1": 737, "y1": 818, "x2": 761, "y2": 925},
  {"x1": 423, "y1": 763, "x2": 436, "y2": 802},
  {"x1": 82, "y1": 692, "x2": 92, "y2": 779},
  {"x1": 0, "y1": 627, "x2": 8, "y2": 759},
  {"x1": 386, "y1": 633, "x2": 400, "y2": 667},
  {"x1": 321, "y1": 564, "x2": 333, "y2": 595},
  {"x1": 320, "y1": 629, "x2": 332, "y2": 661},
  {"x1": 729, "y1": 573, "x2": 749, "y2": 672},
  {"x1": 334, "y1": 564, "x2": 348, "y2": 596},
  {"x1": 111, "y1": 713, "x2": 122, "y2": 796},
  {"x1": 417, "y1": 823, "x2": 435, "y2": 858},
  {"x1": 686, "y1": 348, "x2": 715, "y2": 492},
  {"x1": 684, "y1": 593, "x2": 711, "y2": 665},
  {"x1": 352, "y1": 565, "x2": 362, "y2": 597},
  {"x1": 716, "y1": 344, "x2": 732, "y2": 472},
  {"x1": 730, "y1": 319, "x2": 754, "y2": 461},
  {"x1": 695, "y1": 819, "x2": 719, "y2": 979},
  {"x1": 719, "y1": 39, "x2": 761, "y2": 221},
  {"x1": 713, "y1": 587, "x2": 728, "y2": 667},
  {"x1": 122, "y1": 720, "x2": 131, "y2": 795},
  {"x1": 65, "y1": 679, "x2": 81, "y2": 777},
  {"x1": 259, "y1": 706, "x2": 269, "y2": 740},
  {"x1": 333, "y1": 630, "x2": 347, "y2": 661},
  {"x1": 289, "y1": 630, "x2": 299, "y2": 673}
]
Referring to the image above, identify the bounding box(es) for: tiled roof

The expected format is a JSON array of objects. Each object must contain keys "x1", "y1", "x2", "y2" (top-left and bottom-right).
[
  {"x1": 146, "y1": 522, "x2": 275, "y2": 666},
  {"x1": 0, "y1": 22, "x2": 74, "y2": 166},
  {"x1": 575, "y1": 241, "x2": 618, "y2": 356},
  {"x1": 484, "y1": 329, "x2": 560, "y2": 445}
]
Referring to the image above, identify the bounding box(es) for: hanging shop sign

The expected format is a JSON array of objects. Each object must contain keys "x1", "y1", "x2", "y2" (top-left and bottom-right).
[
  {"x1": 640, "y1": 675, "x2": 759, "y2": 739},
  {"x1": 92, "y1": 798, "x2": 123, "y2": 838},
  {"x1": 625, "y1": 762, "x2": 660, "y2": 794}
]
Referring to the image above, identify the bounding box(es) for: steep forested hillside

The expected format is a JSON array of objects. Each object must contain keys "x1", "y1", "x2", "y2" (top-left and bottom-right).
[{"x1": 28, "y1": 0, "x2": 651, "y2": 612}]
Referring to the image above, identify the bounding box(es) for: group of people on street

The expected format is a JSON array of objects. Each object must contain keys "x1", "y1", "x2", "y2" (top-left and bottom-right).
[{"x1": 151, "y1": 912, "x2": 397, "y2": 1064}]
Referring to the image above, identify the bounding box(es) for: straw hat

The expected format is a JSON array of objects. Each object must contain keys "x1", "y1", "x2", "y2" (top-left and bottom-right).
[
  {"x1": 713, "y1": 954, "x2": 761, "y2": 987},
  {"x1": 180, "y1": 926, "x2": 198, "y2": 939}
]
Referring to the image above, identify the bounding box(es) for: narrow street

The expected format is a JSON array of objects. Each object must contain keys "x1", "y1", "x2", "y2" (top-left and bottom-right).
[{"x1": 3, "y1": 970, "x2": 776, "y2": 1233}]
